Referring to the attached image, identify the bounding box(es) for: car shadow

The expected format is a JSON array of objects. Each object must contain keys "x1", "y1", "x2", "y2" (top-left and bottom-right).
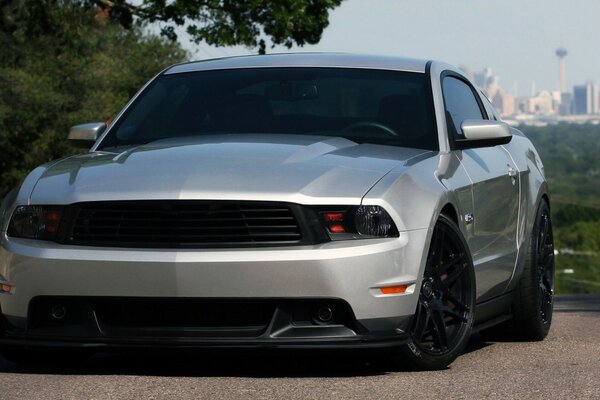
[
  {"x1": 0, "y1": 349, "x2": 386, "y2": 378},
  {"x1": 463, "y1": 335, "x2": 494, "y2": 354},
  {"x1": 0, "y1": 337, "x2": 495, "y2": 377}
]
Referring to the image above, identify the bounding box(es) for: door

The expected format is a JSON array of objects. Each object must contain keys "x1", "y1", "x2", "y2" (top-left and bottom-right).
[{"x1": 442, "y1": 75, "x2": 520, "y2": 301}]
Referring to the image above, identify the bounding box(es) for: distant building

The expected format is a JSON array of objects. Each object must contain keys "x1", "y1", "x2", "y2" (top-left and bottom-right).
[
  {"x1": 468, "y1": 67, "x2": 515, "y2": 114},
  {"x1": 573, "y1": 82, "x2": 600, "y2": 114},
  {"x1": 516, "y1": 97, "x2": 529, "y2": 114},
  {"x1": 528, "y1": 91, "x2": 555, "y2": 115},
  {"x1": 573, "y1": 85, "x2": 588, "y2": 114},
  {"x1": 459, "y1": 64, "x2": 584, "y2": 118},
  {"x1": 492, "y1": 90, "x2": 515, "y2": 116},
  {"x1": 559, "y1": 93, "x2": 573, "y2": 115}
]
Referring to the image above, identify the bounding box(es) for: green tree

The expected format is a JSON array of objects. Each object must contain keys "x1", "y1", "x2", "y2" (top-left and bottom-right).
[
  {"x1": 523, "y1": 123, "x2": 600, "y2": 208},
  {"x1": 555, "y1": 221, "x2": 600, "y2": 252},
  {"x1": 0, "y1": 0, "x2": 188, "y2": 196},
  {"x1": 522, "y1": 124, "x2": 600, "y2": 293},
  {"x1": 88, "y1": 0, "x2": 344, "y2": 54}
]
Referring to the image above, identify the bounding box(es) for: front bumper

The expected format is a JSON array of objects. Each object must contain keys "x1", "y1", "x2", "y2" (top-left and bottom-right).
[
  {"x1": 0, "y1": 297, "x2": 411, "y2": 350},
  {"x1": 0, "y1": 229, "x2": 429, "y2": 348}
]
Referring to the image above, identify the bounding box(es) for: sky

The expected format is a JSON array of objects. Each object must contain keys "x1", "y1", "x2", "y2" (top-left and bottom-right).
[{"x1": 184, "y1": 0, "x2": 600, "y2": 97}]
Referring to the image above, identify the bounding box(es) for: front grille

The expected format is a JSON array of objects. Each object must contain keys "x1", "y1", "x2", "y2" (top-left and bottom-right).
[
  {"x1": 25, "y1": 297, "x2": 358, "y2": 340},
  {"x1": 94, "y1": 298, "x2": 276, "y2": 329},
  {"x1": 65, "y1": 201, "x2": 303, "y2": 248},
  {"x1": 27, "y1": 297, "x2": 277, "y2": 338}
]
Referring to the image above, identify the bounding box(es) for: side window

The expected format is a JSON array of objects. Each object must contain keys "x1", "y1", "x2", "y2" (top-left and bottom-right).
[{"x1": 442, "y1": 76, "x2": 485, "y2": 138}]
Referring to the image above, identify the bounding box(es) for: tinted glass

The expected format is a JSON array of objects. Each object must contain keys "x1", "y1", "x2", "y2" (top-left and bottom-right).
[
  {"x1": 99, "y1": 68, "x2": 437, "y2": 150},
  {"x1": 442, "y1": 76, "x2": 484, "y2": 138}
]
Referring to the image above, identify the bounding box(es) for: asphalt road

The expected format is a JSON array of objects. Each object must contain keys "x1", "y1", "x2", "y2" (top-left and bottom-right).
[{"x1": 0, "y1": 297, "x2": 598, "y2": 400}]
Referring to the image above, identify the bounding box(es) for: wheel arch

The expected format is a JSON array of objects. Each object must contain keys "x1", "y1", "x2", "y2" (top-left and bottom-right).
[
  {"x1": 440, "y1": 203, "x2": 459, "y2": 224},
  {"x1": 541, "y1": 192, "x2": 551, "y2": 210}
]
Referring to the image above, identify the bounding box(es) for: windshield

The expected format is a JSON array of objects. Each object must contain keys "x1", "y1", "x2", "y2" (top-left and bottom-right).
[{"x1": 98, "y1": 67, "x2": 438, "y2": 150}]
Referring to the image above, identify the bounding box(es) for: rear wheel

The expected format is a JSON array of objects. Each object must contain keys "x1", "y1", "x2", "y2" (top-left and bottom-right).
[
  {"x1": 481, "y1": 198, "x2": 555, "y2": 341},
  {"x1": 512, "y1": 199, "x2": 555, "y2": 340},
  {"x1": 390, "y1": 214, "x2": 476, "y2": 370}
]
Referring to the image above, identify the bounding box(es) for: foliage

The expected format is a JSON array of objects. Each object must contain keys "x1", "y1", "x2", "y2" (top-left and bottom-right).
[
  {"x1": 0, "y1": 0, "x2": 187, "y2": 196},
  {"x1": 521, "y1": 123, "x2": 600, "y2": 293},
  {"x1": 555, "y1": 221, "x2": 600, "y2": 252},
  {"x1": 553, "y1": 204, "x2": 600, "y2": 227},
  {"x1": 554, "y1": 255, "x2": 600, "y2": 295},
  {"x1": 521, "y1": 123, "x2": 600, "y2": 208},
  {"x1": 87, "y1": 0, "x2": 344, "y2": 54}
]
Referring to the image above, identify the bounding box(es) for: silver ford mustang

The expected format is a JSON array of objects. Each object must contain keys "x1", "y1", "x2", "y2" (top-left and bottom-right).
[{"x1": 0, "y1": 53, "x2": 554, "y2": 370}]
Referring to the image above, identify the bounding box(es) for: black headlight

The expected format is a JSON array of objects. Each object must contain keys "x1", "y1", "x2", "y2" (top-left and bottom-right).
[
  {"x1": 354, "y1": 205, "x2": 396, "y2": 237},
  {"x1": 315, "y1": 205, "x2": 399, "y2": 240},
  {"x1": 7, "y1": 205, "x2": 63, "y2": 241}
]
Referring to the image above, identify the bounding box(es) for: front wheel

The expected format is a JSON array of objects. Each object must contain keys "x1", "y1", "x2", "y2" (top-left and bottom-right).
[{"x1": 390, "y1": 214, "x2": 476, "y2": 370}]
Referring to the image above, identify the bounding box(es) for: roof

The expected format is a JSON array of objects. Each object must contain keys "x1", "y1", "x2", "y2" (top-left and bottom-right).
[{"x1": 164, "y1": 53, "x2": 430, "y2": 75}]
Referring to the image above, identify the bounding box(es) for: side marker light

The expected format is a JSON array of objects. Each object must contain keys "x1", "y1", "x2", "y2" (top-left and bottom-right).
[{"x1": 380, "y1": 285, "x2": 408, "y2": 295}]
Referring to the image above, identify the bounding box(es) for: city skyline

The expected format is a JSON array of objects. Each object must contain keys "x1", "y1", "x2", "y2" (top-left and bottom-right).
[{"x1": 186, "y1": 0, "x2": 600, "y2": 97}]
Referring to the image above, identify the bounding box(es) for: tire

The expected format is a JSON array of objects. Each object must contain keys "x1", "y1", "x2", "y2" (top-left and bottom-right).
[
  {"x1": 510, "y1": 198, "x2": 555, "y2": 340},
  {"x1": 388, "y1": 214, "x2": 476, "y2": 370}
]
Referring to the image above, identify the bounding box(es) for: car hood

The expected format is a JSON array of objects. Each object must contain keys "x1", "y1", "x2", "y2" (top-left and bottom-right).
[{"x1": 30, "y1": 134, "x2": 430, "y2": 205}]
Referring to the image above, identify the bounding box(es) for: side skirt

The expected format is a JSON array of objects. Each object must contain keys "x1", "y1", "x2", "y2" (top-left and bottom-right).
[{"x1": 472, "y1": 292, "x2": 513, "y2": 333}]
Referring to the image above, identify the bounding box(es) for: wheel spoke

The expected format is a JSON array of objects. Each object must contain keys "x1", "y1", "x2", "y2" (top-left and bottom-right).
[
  {"x1": 443, "y1": 306, "x2": 468, "y2": 323},
  {"x1": 539, "y1": 287, "x2": 547, "y2": 319},
  {"x1": 538, "y1": 279, "x2": 552, "y2": 320},
  {"x1": 438, "y1": 252, "x2": 465, "y2": 273},
  {"x1": 539, "y1": 285, "x2": 551, "y2": 319},
  {"x1": 443, "y1": 292, "x2": 470, "y2": 312},
  {"x1": 540, "y1": 244, "x2": 554, "y2": 267},
  {"x1": 538, "y1": 215, "x2": 549, "y2": 255},
  {"x1": 431, "y1": 227, "x2": 445, "y2": 267},
  {"x1": 541, "y1": 276, "x2": 553, "y2": 303},
  {"x1": 542, "y1": 275, "x2": 552, "y2": 293},
  {"x1": 431, "y1": 309, "x2": 449, "y2": 350},
  {"x1": 412, "y1": 302, "x2": 431, "y2": 341},
  {"x1": 443, "y1": 262, "x2": 466, "y2": 287}
]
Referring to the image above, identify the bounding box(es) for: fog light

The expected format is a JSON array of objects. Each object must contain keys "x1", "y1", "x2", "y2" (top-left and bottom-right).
[
  {"x1": 316, "y1": 306, "x2": 333, "y2": 323},
  {"x1": 51, "y1": 305, "x2": 67, "y2": 320}
]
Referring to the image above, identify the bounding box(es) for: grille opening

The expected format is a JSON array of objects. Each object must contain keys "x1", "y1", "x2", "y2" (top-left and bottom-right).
[
  {"x1": 95, "y1": 298, "x2": 276, "y2": 329},
  {"x1": 65, "y1": 201, "x2": 304, "y2": 248},
  {"x1": 25, "y1": 297, "x2": 360, "y2": 339}
]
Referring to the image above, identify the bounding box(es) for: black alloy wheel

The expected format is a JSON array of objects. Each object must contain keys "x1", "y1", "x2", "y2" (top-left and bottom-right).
[
  {"x1": 536, "y1": 207, "x2": 554, "y2": 325},
  {"x1": 392, "y1": 214, "x2": 475, "y2": 370},
  {"x1": 510, "y1": 199, "x2": 555, "y2": 340}
]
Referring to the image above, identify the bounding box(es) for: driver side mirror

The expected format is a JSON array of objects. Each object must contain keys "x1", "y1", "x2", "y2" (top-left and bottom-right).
[
  {"x1": 455, "y1": 120, "x2": 512, "y2": 149},
  {"x1": 68, "y1": 122, "x2": 106, "y2": 148}
]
